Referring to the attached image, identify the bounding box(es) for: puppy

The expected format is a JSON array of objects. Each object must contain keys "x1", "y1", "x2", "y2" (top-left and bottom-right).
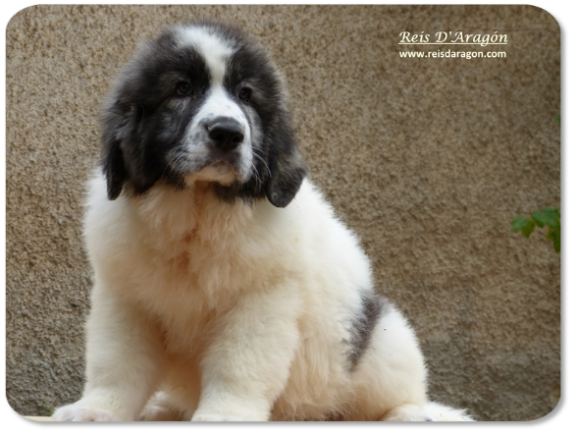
[{"x1": 53, "y1": 21, "x2": 472, "y2": 422}]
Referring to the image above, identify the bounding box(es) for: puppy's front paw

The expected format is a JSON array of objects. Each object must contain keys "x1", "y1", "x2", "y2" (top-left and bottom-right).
[
  {"x1": 140, "y1": 405, "x2": 188, "y2": 421},
  {"x1": 53, "y1": 404, "x2": 114, "y2": 422},
  {"x1": 192, "y1": 413, "x2": 245, "y2": 422},
  {"x1": 382, "y1": 404, "x2": 431, "y2": 422}
]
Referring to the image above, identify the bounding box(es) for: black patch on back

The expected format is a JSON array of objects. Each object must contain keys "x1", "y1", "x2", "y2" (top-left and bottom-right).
[{"x1": 348, "y1": 292, "x2": 389, "y2": 371}]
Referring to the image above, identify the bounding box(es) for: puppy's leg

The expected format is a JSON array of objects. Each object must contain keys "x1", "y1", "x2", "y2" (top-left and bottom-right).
[
  {"x1": 345, "y1": 305, "x2": 430, "y2": 421},
  {"x1": 192, "y1": 282, "x2": 302, "y2": 421},
  {"x1": 382, "y1": 402, "x2": 474, "y2": 421},
  {"x1": 53, "y1": 282, "x2": 163, "y2": 421},
  {"x1": 421, "y1": 402, "x2": 474, "y2": 421},
  {"x1": 140, "y1": 392, "x2": 190, "y2": 421},
  {"x1": 381, "y1": 404, "x2": 432, "y2": 422},
  {"x1": 348, "y1": 304, "x2": 473, "y2": 421}
]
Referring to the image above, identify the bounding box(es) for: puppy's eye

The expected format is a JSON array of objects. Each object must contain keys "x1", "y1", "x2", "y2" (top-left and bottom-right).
[
  {"x1": 238, "y1": 87, "x2": 252, "y2": 102},
  {"x1": 176, "y1": 81, "x2": 192, "y2": 97}
]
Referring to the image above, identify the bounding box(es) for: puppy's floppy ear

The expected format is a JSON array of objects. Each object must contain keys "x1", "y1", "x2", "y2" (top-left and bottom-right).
[
  {"x1": 100, "y1": 98, "x2": 131, "y2": 200},
  {"x1": 265, "y1": 113, "x2": 308, "y2": 208},
  {"x1": 102, "y1": 138, "x2": 128, "y2": 200}
]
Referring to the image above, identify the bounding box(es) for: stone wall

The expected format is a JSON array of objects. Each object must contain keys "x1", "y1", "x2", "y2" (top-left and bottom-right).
[{"x1": 6, "y1": 5, "x2": 560, "y2": 420}]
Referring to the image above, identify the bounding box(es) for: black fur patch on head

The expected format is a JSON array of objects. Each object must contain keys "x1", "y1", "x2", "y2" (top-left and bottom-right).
[
  {"x1": 100, "y1": 21, "x2": 307, "y2": 207},
  {"x1": 101, "y1": 28, "x2": 211, "y2": 199},
  {"x1": 215, "y1": 22, "x2": 307, "y2": 207},
  {"x1": 348, "y1": 292, "x2": 390, "y2": 371}
]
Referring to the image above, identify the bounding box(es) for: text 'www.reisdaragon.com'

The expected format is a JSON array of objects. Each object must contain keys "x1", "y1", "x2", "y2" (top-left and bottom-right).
[{"x1": 399, "y1": 50, "x2": 507, "y2": 59}]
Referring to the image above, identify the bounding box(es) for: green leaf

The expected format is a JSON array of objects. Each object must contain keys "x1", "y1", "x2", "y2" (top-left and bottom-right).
[
  {"x1": 546, "y1": 226, "x2": 561, "y2": 253},
  {"x1": 531, "y1": 211, "x2": 546, "y2": 228},
  {"x1": 541, "y1": 207, "x2": 560, "y2": 221},
  {"x1": 522, "y1": 219, "x2": 535, "y2": 238},
  {"x1": 532, "y1": 209, "x2": 559, "y2": 228},
  {"x1": 555, "y1": 114, "x2": 561, "y2": 123},
  {"x1": 511, "y1": 215, "x2": 529, "y2": 232}
]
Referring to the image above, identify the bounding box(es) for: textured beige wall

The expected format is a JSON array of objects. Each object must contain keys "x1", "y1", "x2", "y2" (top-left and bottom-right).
[{"x1": 6, "y1": 5, "x2": 560, "y2": 420}]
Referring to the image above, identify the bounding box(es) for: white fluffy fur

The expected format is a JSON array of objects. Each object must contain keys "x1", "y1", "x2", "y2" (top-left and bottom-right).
[{"x1": 53, "y1": 174, "x2": 472, "y2": 421}]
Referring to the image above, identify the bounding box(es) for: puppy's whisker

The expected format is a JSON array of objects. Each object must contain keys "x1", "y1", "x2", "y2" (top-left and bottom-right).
[
  {"x1": 253, "y1": 151, "x2": 272, "y2": 178},
  {"x1": 249, "y1": 161, "x2": 263, "y2": 187},
  {"x1": 163, "y1": 153, "x2": 186, "y2": 181}
]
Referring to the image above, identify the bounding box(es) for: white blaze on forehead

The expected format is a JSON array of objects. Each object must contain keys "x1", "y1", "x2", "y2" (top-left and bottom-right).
[
  {"x1": 185, "y1": 85, "x2": 253, "y2": 182},
  {"x1": 193, "y1": 86, "x2": 248, "y2": 127},
  {"x1": 173, "y1": 25, "x2": 253, "y2": 185},
  {"x1": 173, "y1": 25, "x2": 235, "y2": 85}
]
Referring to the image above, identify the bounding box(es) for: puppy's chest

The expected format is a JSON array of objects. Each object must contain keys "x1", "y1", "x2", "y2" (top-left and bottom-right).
[
  {"x1": 157, "y1": 301, "x2": 220, "y2": 355},
  {"x1": 131, "y1": 241, "x2": 239, "y2": 353},
  {"x1": 133, "y1": 237, "x2": 241, "y2": 305},
  {"x1": 127, "y1": 227, "x2": 258, "y2": 311},
  {"x1": 117, "y1": 197, "x2": 279, "y2": 348}
]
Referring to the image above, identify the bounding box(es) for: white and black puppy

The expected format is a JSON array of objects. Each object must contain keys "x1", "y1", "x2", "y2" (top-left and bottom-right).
[{"x1": 53, "y1": 21, "x2": 472, "y2": 422}]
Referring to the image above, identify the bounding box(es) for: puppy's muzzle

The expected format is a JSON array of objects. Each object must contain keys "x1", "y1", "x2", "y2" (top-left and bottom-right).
[{"x1": 207, "y1": 118, "x2": 245, "y2": 152}]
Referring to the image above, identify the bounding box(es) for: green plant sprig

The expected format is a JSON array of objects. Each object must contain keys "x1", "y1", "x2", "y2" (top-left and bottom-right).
[{"x1": 511, "y1": 208, "x2": 560, "y2": 253}]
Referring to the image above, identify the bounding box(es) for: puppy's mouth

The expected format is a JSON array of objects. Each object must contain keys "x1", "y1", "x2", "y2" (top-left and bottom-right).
[
  {"x1": 195, "y1": 160, "x2": 236, "y2": 181},
  {"x1": 180, "y1": 154, "x2": 243, "y2": 187},
  {"x1": 168, "y1": 143, "x2": 251, "y2": 187}
]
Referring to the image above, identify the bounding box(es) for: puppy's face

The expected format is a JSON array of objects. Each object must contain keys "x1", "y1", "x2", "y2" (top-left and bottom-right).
[{"x1": 101, "y1": 22, "x2": 306, "y2": 207}]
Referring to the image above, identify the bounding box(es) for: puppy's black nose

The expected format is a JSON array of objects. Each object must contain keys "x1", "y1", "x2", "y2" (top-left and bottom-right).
[{"x1": 207, "y1": 118, "x2": 244, "y2": 151}]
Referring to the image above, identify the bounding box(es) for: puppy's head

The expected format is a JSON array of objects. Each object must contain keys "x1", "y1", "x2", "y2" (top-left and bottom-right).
[{"x1": 101, "y1": 21, "x2": 306, "y2": 207}]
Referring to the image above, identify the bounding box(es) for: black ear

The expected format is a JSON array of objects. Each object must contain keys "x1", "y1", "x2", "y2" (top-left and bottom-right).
[
  {"x1": 265, "y1": 115, "x2": 307, "y2": 208},
  {"x1": 100, "y1": 98, "x2": 132, "y2": 200},
  {"x1": 101, "y1": 138, "x2": 128, "y2": 200}
]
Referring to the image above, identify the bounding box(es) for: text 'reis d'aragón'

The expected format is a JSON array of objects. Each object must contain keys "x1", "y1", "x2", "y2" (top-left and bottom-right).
[{"x1": 399, "y1": 31, "x2": 508, "y2": 46}]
